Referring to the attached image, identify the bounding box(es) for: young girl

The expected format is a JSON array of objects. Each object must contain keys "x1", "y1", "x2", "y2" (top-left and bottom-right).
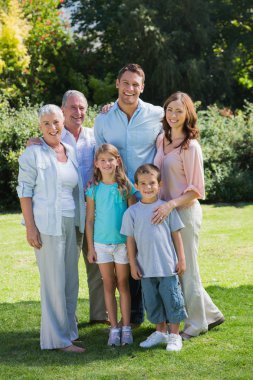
[{"x1": 86, "y1": 144, "x2": 136, "y2": 346}]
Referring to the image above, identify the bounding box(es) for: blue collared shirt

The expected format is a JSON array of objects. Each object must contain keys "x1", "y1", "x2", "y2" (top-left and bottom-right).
[
  {"x1": 17, "y1": 139, "x2": 85, "y2": 236},
  {"x1": 94, "y1": 99, "x2": 164, "y2": 183},
  {"x1": 61, "y1": 126, "x2": 95, "y2": 190}
]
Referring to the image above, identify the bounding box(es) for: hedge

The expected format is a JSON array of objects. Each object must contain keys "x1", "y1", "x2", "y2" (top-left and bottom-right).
[{"x1": 0, "y1": 97, "x2": 252, "y2": 210}]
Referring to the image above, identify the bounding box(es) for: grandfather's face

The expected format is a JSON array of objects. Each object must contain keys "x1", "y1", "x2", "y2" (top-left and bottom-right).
[{"x1": 62, "y1": 95, "x2": 87, "y2": 132}]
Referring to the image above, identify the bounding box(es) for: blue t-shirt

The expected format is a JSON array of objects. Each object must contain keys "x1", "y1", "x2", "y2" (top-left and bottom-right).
[
  {"x1": 121, "y1": 200, "x2": 185, "y2": 277},
  {"x1": 86, "y1": 181, "x2": 136, "y2": 244}
]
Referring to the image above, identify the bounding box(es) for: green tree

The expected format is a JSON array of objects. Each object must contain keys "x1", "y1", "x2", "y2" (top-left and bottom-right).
[
  {"x1": 0, "y1": 0, "x2": 31, "y2": 100},
  {"x1": 66, "y1": 0, "x2": 253, "y2": 107}
]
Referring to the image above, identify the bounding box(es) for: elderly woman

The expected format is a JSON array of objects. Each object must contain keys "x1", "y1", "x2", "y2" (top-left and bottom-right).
[
  {"x1": 153, "y1": 92, "x2": 224, "y2": 340},
  {"x1": 17, "y1": 105, "x2": 85, "y2": 352}
]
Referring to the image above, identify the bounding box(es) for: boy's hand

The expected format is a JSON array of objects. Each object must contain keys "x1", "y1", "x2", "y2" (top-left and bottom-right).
[
  {"x1": 130, "y1": 263, "x2": 142, "y2": 280},
  {"x1": 176, "y1": 258, "x2": 186, "y2": 276},
  {"x1": 87, "y1": 249, "x2": 97, "y2": 264}
]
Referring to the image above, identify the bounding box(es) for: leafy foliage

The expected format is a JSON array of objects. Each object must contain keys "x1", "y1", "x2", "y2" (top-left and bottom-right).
[
  {"x1": 65, "y1": 0, "x2": 253, "y2": 108},
  {"x1": 0, "y1": 96, "x2": 252, "y2": 210}
]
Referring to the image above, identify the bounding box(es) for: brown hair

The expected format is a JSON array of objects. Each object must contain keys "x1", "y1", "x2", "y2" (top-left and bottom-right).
[
  {"x1": 117, "y1": 63, "x2": 145, "y2": 83},
  {"x1": 93, "y1": 144, "x2": 132, "y2": 199},
  {"x1": 163, "y1": 91, "x2": 199, "y2": 150},
  {"x1": 134, "y1": 164, "x2": 161, "y2": 184}
]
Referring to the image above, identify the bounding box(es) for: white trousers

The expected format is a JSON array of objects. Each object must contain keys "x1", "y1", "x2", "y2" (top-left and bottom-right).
[
  {"x1": 35, "y1": 217, "x2": 79, "y2": 349},
  {"x1": 178, "y1": 202, "x2": 224, "y2": 336}
]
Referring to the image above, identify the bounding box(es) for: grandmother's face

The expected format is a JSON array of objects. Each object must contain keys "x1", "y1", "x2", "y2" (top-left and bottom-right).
[{"x1": 39, "y1": 112, "x2": 64, "y2": 146}]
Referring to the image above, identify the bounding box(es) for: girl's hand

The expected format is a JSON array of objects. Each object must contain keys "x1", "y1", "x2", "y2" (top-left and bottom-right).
[
  {"x1": 152, "y1": 200, "x2": 176, "y2": 224},
  {"x1": 26, "y1": 225, "x2": 42, "y2": 249},
  {"x1": 130, "y1": 263, "x2": 142, "y2": 280},
  {"x1": 87, "y1": 249, "x2": 97, "y2": 264},
  {"x1": 176, "y1": 258, "x2": 186, "y2": 276}
]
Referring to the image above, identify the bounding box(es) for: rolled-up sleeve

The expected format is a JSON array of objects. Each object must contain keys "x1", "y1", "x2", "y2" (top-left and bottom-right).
[
  {"x1": 181, "y1": 141, "x2": 205, "y2": 199},
  {"x1": 16, "y1": 149, "x2": 37, "y2": 198}
]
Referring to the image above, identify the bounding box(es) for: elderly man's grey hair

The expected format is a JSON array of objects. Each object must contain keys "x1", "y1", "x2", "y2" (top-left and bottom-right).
[
  {"x1": 62, "y1": 90, "x2": 88, "y2": 109},
  {"x1": 38, "y1": 104, "x2": 64, "y2": 122}
]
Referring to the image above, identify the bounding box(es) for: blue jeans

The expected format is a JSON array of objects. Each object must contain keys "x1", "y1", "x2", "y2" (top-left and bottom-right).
[{"x1": 129, "y1": 276, "x2": 144, "y2": 324}]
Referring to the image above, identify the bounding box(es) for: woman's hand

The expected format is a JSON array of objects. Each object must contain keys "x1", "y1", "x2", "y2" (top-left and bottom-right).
[
  {"x1": 152, "y1": 200, "x2": 176, "y2": 224},
  {"x1": 26, "y1": 225, "x2": 42, "y2": 249},
  {"x1": 87, "y1": 248, "x2": 97, "y2": 264}
]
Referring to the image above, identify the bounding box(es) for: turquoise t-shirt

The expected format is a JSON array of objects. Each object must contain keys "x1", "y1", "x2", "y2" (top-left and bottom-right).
[{"x1": 86, "y1": 181, "x2": 136, "y2": 244}]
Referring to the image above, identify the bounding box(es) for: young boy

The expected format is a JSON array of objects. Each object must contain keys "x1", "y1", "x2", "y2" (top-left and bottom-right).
[{"x1": 120, "y1": 164, "x2": 187, "y2": 351}]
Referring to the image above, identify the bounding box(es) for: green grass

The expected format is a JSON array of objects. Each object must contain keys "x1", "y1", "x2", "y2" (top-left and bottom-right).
[{"x1": 0, "y1": 204, "x2": 253, "y2": 380}]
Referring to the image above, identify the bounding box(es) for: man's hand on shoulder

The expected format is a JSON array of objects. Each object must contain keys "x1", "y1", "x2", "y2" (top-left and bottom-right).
[{"x1": 26, "y1": 137, "x2": 41, "y2": 147}]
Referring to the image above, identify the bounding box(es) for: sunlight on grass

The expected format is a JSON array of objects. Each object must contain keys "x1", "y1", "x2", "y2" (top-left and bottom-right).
[{"x1": 0, "y1": 204, "x2": 253, "y2": 379}]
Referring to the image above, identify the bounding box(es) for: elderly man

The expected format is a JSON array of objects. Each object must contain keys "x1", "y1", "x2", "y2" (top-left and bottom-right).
[
  {"x1": 61, "y1": 90, "x2": 107, "y2": 324},
  {"x1": 94, "y1": 64, "x2": 164, "y2": 325}
]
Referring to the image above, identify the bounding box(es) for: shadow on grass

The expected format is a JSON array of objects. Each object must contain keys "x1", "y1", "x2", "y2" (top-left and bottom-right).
[
  {"x1": 0, "y1": 285, "x2": 252, "y2": 367},
  {"x1": 202, "y1": 202, "x2": 253, "y2": 208}
]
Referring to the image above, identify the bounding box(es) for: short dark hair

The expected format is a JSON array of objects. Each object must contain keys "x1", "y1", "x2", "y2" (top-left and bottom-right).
[
  {"x1": 117, "y1": 63, "x2": 145, "y2": 83},
  {"x1": 134, "y1": 164, "x2": 161, "y2": 184}
]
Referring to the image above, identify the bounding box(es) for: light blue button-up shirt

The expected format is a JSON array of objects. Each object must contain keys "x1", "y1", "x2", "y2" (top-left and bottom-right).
[
  {"x1": 17, "y1": 139, "x2": 85, "y2": 236},
  {"x1": 94, "y1": 99, "x2": 164, "y2": 183},
  {"x1": 61, "y1": 126, "x2": 95, "y2": 189}
]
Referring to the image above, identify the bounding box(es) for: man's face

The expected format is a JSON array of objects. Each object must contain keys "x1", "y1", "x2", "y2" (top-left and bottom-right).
[
  {"x1": 62, "y1": 95, "x2": 87, "y2": 132},
  {"x1": 116, "y1": 71, "x2": 144, "y2": 107}
]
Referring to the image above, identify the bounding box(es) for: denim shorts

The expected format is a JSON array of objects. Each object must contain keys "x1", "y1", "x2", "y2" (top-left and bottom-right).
[
  {"x1": 141, "y1": 275, "x2": 187, "y2": 324},
  {"x1": 94, "y1": 242, "x2": 128, "y2": 264}
]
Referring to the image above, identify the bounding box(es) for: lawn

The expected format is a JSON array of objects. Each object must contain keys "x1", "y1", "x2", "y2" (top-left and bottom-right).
[{"x1": 0, "y1": 204, "x2": 252, "y2": 380}]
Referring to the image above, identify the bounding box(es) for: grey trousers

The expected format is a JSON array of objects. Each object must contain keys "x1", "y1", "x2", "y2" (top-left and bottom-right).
[
  {"x1": 178, "y1": 202, "x2": 224, "y2": 336},
  {"x1": 35, "y1": 217, "x2": 79, "y2": 349},
  {"x1": 76, "y1": 229, "x2": 107, "y2": 321}
]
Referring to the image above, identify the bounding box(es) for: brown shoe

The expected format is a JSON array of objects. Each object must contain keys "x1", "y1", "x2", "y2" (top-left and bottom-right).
[
  {"x1": 89, "y1": 319, "x2": 110, "y2": 326},
  {"x1": 208, "y1": 316, "x2": 225, "y2": 331},
  {"x1": 60, "y1": 344, "x2": 85, "y2": 353}
]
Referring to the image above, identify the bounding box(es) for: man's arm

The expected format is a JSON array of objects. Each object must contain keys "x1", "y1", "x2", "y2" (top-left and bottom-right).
[{"x1": 94, "y1": 115, "x2": 106, "y2": 148}]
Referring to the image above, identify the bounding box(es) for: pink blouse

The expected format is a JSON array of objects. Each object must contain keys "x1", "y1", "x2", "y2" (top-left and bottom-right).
[{"x1": 154, "y1": 134, "x2": 205, "y2": 208}]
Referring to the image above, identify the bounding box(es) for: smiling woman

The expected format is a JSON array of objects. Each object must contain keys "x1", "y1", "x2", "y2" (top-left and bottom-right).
[{"x1": 16, "y1": 104, "x2": 85, "y2": 353}]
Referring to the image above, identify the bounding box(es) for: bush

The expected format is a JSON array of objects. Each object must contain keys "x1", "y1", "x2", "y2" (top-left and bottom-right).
[
  {"x1": 0, "y1": 97, "x2": 99, "y2": 210},
  {"x1": 0, "y1": 96, "x2": 252, "y2": 211},
  {"x1": 199, "y1": 101, "x2": 253, "y2": 202}
]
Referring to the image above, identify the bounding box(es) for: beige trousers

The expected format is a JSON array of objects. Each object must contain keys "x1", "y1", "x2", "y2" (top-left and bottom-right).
[
  {"x1": 178, "y1": 202, "x2": 224, "y2": 336},
  {"x1": 76, "y1": 229, "x2": 107, "y2": 321}
]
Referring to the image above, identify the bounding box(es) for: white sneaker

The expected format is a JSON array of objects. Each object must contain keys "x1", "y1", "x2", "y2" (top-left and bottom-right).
[
  {"x1": 140, "y1": 331, "x2": 169, "y2": 348},
  {"x1": 166, "y1": 333, "x2": 182, "y2": 352}
]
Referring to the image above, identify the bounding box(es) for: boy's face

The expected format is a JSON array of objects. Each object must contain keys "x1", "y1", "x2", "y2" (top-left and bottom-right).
[{"x1": 135, "y1": 172, "x2": 160, "y2": 203}]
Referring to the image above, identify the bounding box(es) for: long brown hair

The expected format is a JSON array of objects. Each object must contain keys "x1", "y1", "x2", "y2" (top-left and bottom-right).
[
  {"x1": 162, "y1": 91, "x2": 199, "y2": 150},
  {"x1": 93, "y1": 144, "x2": 132, "y2": 199}
]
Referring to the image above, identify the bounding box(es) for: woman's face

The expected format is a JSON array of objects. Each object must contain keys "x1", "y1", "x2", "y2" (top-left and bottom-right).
[
  {"x1": 39, "y1": 112, "x2": 64, "y2": 146},
  {"x1": 165, "y1": 99, "x2": 187, "y2": 133}
]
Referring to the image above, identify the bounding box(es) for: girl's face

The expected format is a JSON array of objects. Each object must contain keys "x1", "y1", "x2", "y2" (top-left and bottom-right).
[
  {"x1": 95, "y1": 152, "x2": 119, "y2": 177},
  {"x1": 165, "y1": 99, "x2": 187, "y2": 133}
]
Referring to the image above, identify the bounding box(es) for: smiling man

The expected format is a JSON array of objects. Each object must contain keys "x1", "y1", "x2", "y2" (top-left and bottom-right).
[
  {"x1": 61, "y1": 90, "x2": 107, "y2": 325},
  {"x1": 94, "y1": 64, "x2": 164, "y2": 326}
]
